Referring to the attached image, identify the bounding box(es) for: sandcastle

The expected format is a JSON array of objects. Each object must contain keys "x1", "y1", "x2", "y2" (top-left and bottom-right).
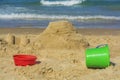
[
  {"x1": 5, "y1": 34, "x2": 15, "y2": 45},
  {"x1": 20, "y1": 35, "x2": 30, "y2": 46},
  {"x1": 5, "y1": 34, "x2": 29, "y2": 46},
  {"x1": 32, "y1": 21, "x2": 89, "y2": 49}
]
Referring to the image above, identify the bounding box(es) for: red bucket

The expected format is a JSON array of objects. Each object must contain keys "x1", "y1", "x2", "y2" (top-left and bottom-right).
[{"x1": 13, "y1": 54, "x2": 37, "y2": 66}]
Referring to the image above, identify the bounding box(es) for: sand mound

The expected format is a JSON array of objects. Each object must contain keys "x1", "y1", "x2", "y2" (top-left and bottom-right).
[
  {"x1": 32, "y1": 21, "x2": 89, "y2": 49},
  {"x1": 43, "y1": 21, "x2": 76, "y2": 34}
]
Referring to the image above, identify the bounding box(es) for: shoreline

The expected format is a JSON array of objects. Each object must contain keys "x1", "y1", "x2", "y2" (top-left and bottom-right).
[{"x1": 0, "y1": 27, "x2": 120, "y2": 35}]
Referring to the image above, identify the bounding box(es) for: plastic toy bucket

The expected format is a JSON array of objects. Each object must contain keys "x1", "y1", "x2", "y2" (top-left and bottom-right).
[
  {"x1": 13, "y1": 54, "x2": 37, "y2": 66},
  {"x1": 85, "y1": 44, "x2": 110, "y2": 68}
]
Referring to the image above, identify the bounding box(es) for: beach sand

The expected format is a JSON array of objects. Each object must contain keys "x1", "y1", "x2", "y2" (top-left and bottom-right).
[{"x1": 0, "y1": 22, "x2": 120, "y2": 80}]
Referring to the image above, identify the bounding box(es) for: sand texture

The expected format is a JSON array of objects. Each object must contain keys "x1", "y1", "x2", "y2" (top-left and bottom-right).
[{"x1": 0, "y1": 21, "x2": 120, "y2": 80}]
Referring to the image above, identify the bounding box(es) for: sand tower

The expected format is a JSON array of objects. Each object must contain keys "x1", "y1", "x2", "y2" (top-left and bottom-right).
[
  {"x1": 32, "y1": 21, "x2": 89, "y2": 49},
  {"x1": 20, "y1": 35, "x2": 30, "y2": 46},
  {"x1": 5, "y1": 34, "x2": 15, "y2": 45}
]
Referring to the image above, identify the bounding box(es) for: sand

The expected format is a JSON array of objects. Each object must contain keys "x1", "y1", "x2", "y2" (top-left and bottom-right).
[{"x1": 0, "y1": 21, "x2": 120, "y2": 80}]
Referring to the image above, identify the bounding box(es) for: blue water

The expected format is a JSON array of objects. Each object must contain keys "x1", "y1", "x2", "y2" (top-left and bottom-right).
[{"x1": 0, "y1": 0, "x2": 120, "y2": 28}]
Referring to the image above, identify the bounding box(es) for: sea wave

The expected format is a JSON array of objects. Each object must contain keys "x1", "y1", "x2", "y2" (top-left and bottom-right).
[
  {"x1": 40, "y1": 0, "x2": 85, "y2": 6},
  {"x1": 0, "y1": 13, "x2": 120, "y2": 20},
  {"x1": 1, "y1": 0, "x2": 120, "y2": 6},
  {"x1": 40, "y1": 0, "x2": 120, "y2": 6}
]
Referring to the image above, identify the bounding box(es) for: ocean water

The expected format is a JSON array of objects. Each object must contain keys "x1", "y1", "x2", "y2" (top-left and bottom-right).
[{"x1": 0, "y1": 0, "x2": 120, "y2": 28}]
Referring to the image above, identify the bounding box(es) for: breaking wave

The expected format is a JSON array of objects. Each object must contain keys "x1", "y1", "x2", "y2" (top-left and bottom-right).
[
  {"x1": 40, "y1": 0, "x2": 85, "y2": 6},
  {"x1": 0, "y1": 13, "x2": 120, "y2": 20}
]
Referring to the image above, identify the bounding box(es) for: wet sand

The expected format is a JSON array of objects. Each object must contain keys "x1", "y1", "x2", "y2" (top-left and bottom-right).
[{"x1": 0, "y1": 28, "x2": 120, "y2": 35}]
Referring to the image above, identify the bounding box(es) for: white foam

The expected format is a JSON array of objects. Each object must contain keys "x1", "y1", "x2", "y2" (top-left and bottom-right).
[
  {"x1": 40, "y1": 0, "x2": 85, "y2": 6},
  {"x1": 0, "y1": 13, "x2": 120, "y2": 20}
]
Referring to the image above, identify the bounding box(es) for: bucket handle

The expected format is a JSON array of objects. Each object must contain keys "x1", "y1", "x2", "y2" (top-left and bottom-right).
[{"x1": 96, "y1": 44, "x2": 108, "y2": 48}]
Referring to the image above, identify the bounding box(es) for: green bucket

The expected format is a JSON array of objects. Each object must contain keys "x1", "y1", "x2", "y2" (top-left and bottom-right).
[{"x1": 85, "y1": 44, "x2": 110, "y2": 68}]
